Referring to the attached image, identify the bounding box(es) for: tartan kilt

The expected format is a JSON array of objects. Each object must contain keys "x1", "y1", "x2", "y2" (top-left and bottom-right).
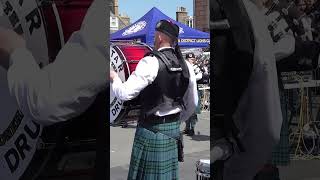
[
  {"x1": 271, "y1": 116, "x2": 290, "y2": 166},
  {"x1": 271, "y1": 91, "x2": 290, "y2": 166},
  {"x1": 196, "y1": 90, "x2": 202, "y2": 114},
  {"x1": 127, "y1": 121, "x2": 180, "y2": 180}
]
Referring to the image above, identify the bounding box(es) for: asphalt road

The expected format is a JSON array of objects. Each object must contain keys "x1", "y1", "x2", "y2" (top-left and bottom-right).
[{"x1": 279, "y1": 160, "x2": 320, "y2": 180}]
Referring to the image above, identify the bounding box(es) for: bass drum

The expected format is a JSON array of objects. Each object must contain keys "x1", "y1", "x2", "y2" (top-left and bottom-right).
[
  {"x1": 110, "y1": 41, "x2": 152, "y2": 124},
  {"x1": 0, "y1": 0, "x2": 95, "y2": 179}
]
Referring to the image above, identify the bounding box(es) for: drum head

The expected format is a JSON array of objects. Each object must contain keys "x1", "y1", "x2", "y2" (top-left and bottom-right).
[
  {"x1": 0, "y1": 0, "x2": 49, "y2": 179},
  {"x1": 109, "y1": 42, "x2": 152, "y2": 123},
  {"x1": 110, "y1": 44, "x2": 130, "y2": 123},
  {"x1": 0, "y1": 0, "x2": 93, "y2": 179}
]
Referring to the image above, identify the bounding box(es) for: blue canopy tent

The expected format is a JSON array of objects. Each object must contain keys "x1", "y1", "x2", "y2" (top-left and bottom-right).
[{"x1": 111, "y1": 7, "x2": 210, "y2": 48}]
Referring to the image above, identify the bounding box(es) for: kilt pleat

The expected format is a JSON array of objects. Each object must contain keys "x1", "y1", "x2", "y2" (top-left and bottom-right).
[
  {"x1": 196, "y1": 90, "x2": 202, "y2": 114},
  {"x1": 271, "y1": 91, "x2": 290, "y2": 166},
  {"x1": 127, "y1": 121, "x2": 180, "y2": 180}
]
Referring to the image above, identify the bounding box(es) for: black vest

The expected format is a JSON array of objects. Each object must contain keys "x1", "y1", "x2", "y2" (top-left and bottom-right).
[
  {"x1": 139, "y1": 48, "x2": 189, "y2": 119},
  {"x1": 212, "y1": 0, "x2": 253, "y2": 155}
]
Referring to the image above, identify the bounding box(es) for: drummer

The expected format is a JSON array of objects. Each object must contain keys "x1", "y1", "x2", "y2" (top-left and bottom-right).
[
  {"x1": 183, "y1": 52, "x2": 202, "y2": 136},
  {"x1": 0, "y1": 0, "x2": 107, "y2": 125},
  {"x1": 110, "y1": 19, "x2": 198, "y2": 179}
]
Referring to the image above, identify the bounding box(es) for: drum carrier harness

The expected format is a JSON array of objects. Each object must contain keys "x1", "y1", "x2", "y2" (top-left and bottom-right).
[
  {"x1": 138, "y1": 48, "x2": 190, "y2": 162},
  {"x1": 139, "y1": 48, "x2": 189, "y2": 123}
]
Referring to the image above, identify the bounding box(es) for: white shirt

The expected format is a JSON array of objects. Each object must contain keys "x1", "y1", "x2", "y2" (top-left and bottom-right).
[
  {"x1": 192, "y1": 63, "x2": 203, "y2": 81},
  {"x1": 7, "y1": 0, "x2": 107, "y2": 126},
  {"x1": 111, "y1": 47, "x2": 198, "y2": 121}
]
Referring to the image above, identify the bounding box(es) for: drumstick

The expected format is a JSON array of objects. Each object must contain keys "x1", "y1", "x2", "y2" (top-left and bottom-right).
[{"x1": 265, "y1": 0, "x2": 280, "y2": 15}]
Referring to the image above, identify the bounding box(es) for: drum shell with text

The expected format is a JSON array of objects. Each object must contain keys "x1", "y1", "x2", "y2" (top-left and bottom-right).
[
  {"x1": 0, "y1": 0, "x2": 95, "y2": 179},
  {"x1": 110, "y1": 41, "x2": 152, "y2": 123}
]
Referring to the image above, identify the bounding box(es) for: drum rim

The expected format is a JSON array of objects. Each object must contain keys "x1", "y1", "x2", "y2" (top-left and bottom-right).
[{"x1": 195, "y1": 170, "x2": 211, "y2": 177}]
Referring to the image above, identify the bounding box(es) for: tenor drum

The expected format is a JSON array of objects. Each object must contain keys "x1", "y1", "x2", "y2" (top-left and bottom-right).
[
  {"x1": 195, "y1": 159, "x2": 211, "y2": 180},
  {"x1": 110, "y1": 41, "x2": 152, "y2": 123},
  {"x1": 0, "y1": 0, "x2": 93, "y2": 179}
]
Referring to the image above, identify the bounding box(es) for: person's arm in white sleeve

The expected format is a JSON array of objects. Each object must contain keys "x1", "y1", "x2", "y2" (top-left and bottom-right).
[
  {"x1": 179, "y1": 61, "x2": 198, "y2": 122},
  {"x1": 7, "y1": 32, "x2": 107, "y2": 126},
  {"x1": 111, "y1": 56, "x2": 159, "y2": 101},
  {"x1": 195, "y1": 66, "x2": 203, "y2": 81},
  {"x1": 274, "y1": 34, "x2": 295, "y2": 61}
]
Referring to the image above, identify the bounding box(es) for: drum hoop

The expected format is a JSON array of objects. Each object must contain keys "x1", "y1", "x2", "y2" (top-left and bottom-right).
[
  {"x1": 112, "y1": 45, "x2": 131, "y2": 79},
  {"x1": 51, "y1": 2, "x2": 65, "y2": 46},
  {"x1": 126, "y1": 60, "x2": 140, "y2": 63},
  {"x1": 110, "y1": 42, "x2": 152, "y2": 76},
  {"x1": 40, "y1": 0, "x2": 92, "y2": 6},
  {"x1": 36, "y1": 1, "x2": 49, "y2": 38}
]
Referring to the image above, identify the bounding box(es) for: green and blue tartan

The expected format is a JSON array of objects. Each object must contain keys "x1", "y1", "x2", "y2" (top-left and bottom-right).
[
  {"x1": 271, "y1": 91, "x2": 290, "y2": 166},
  {"x1": 127, "y1": 121, "x2": 180, "y2": 180},
  {"x1": 196, "y1": 87, "x2": 202, "y2": 114},
  {"x1": 185, "y1": 90, "x2": 201, "y2": 130}
]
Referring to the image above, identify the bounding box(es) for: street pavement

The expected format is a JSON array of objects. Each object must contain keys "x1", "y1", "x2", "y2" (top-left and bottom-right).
[
  {"x1": 279, "y1": 160, "x2": 320, "y2": 180},
  {"x1": 110, "y1": 111, "x2": 211, "y2": 180}
]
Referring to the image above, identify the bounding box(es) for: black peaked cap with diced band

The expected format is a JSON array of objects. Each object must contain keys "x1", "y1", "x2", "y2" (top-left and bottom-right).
[{"x1": 155, "y1": 19, "x2": 179, "y2": 40}]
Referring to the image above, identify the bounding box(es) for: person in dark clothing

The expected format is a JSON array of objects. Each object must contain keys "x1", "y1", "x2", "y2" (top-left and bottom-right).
[
  {"x1": 110, "y1": 20, "x2": 198, "y2": 180},
  {"x1": 183, "y1": 52, "x2": 202, "y2": 136},
  {"x1": 211, "y1": 0, "x2": 283, "y2": 179}
]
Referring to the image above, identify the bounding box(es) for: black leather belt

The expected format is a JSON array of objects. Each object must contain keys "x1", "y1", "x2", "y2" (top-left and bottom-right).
[{"x1": 139, "y1": 113, "x2": 180, "y2": 126}]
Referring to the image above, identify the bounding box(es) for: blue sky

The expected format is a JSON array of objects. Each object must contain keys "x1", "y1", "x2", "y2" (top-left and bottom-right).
[{"x1": 118, "y1": 0, "x2": 193, "y2": 23}]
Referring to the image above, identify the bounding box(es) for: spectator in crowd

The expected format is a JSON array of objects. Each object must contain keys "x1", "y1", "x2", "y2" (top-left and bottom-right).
[{"x1": 183, "y1": 52, "x2": 202, "y2": 136}]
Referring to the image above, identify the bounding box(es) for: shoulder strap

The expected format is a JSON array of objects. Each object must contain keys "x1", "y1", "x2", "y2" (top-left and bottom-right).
[{"x1": 145, "y1": 51, "x2": 183, "y2": 72}]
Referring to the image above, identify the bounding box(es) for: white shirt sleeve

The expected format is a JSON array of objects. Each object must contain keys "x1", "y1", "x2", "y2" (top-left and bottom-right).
[
  {"x1": 7, "y1": 32, "x2": 107, "y2": 126},
  {"x1": 179, "y1": 61, "x2": 198, "y2": 122},
  {"x1": 274, "y1": 34, "x2": 295, "y2": 61},
  {"x1": 195, "y1": 65, "x2": 203, "y2": 81},
  {"x1": 195, "y1": 73, "x2": 203, "y2": 81},
  {"x1": 111, "y1": 56, "x2": 159, "y2": 101}
]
